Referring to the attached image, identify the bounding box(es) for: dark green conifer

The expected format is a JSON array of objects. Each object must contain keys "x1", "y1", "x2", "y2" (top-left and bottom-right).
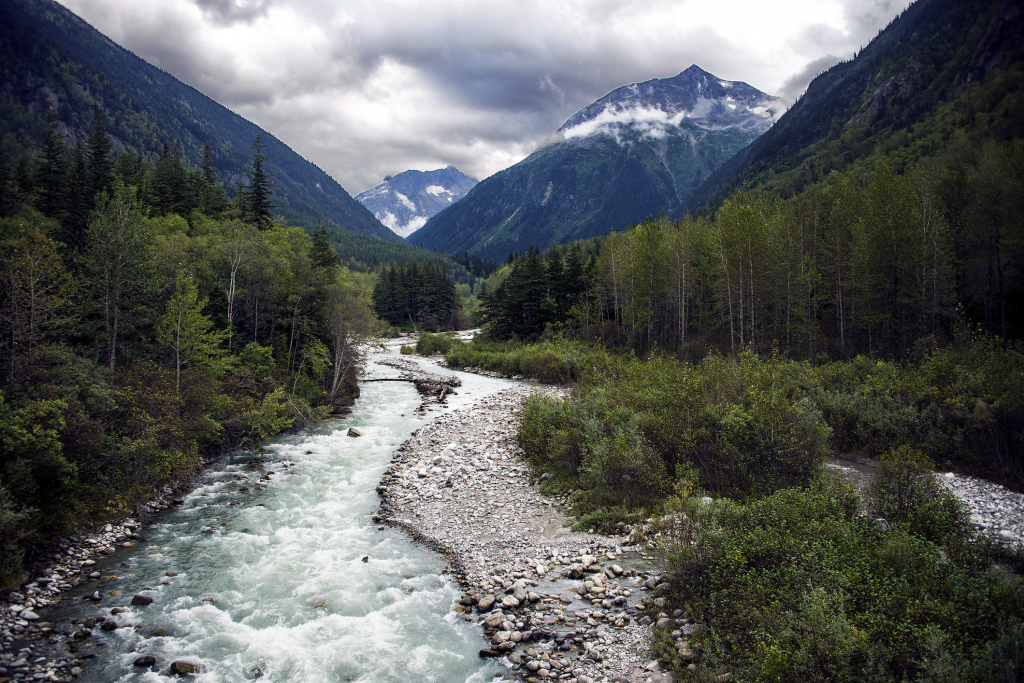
[
  {"x1": 36, "y1": 105, "x2": 69, "y2": 221},
  {"x1": 86, "y1": 109, "x2": 114, "y2": 202},
  {"x1": 246, "y1": 134, "x2": 275, "y2": 229}
]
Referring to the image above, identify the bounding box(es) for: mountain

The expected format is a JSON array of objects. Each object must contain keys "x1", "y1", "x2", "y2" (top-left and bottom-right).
[
  {"x1": 0, "y1": 0, "x2": 401, "y2": 242},
  {"x1": 355, "y1": 167, "x2": 478, "y2": 238},
  {"x1": 408, "y1": 66, "x2": 782, "y2": 260},
  {"x1": 683, "y1": 0, "x2": 1024, "y2": 214}
]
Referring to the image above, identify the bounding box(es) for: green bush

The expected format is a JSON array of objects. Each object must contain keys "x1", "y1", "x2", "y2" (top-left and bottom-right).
[
  {"x1": 866, "y1": 445, "x2": 969, "y2": 543},
  {"x1": 415, "y1": 332, "x2": 456, "y2": 355},
  {"x1": 659, "y1": 481, "x2": 1024, "y2": 682},
  {"x1": 399, "y1": 344, "x2": 414, "y2": 355}
]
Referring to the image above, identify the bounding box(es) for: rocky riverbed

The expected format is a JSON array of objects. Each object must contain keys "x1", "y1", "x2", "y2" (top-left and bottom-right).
[
  {"x1": 939, "y1": 471, "x2": 1024, "y2": 546},
  {"x1": 0, "y1": 489, "x2": 187, "y2": 683},
  {"x1": 375, "y1": 384, "x2": 679, "y2": 683}
]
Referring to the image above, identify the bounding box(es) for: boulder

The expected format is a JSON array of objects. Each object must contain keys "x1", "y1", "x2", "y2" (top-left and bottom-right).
[
  {"x1": 132, "y1": 594, "x2": 154, "y2": 606},
  {"x1": 133, "y1": 656, "x2": 157, "y2": 667},
  {"x1": 476, "y1": 595, "x2": 496, "y2": 612},
  {"x1": 347, "y1": 428, "x2": 362, "y2": 437},
  {"x1": 170, "y1": 661, "x2": 202, "y2": 675}
]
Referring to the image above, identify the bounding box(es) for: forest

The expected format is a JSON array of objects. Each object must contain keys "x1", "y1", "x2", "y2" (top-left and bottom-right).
[
  {"x1": 0, "y1": 110, "x2": 384, "y2": 583},
  {"x1": 404, "y1": 131, "x2": 1024, "y2": 680}
]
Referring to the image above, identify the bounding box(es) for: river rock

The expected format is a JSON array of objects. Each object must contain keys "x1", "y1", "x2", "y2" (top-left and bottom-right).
[
  {"x1": 347, "y1": 428, "x2": 362, "y2": 437},
  {"x1": 134, "y1": 656, "x2": 157, "y2": 667},
  {"x1": 170, "y1": 661, "x2": 202, "y2": 675},
  {"x1": 484, "y1": 612, "x2": 505, "y2": 628},
  {"x1": 20, "y1": 610, "x2": 39, "y2": 621},
  {"x1": 132, "y1": 594, "x2": 154, "y2": 606}
]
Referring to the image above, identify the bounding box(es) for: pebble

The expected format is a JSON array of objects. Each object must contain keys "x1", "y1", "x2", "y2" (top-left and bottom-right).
[
  {"x1": 375, "y1": 356, "x2": 666, "y2": 683},
  {"x1": 0, "y1": 482, "x2": 189, "y2": 683},
  {"x1": 939, "y1": 472, "x2": 1024, "y2": 546}
]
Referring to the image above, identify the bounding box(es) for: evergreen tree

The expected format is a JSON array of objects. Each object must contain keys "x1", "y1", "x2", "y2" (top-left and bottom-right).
[
  {"x1": 0, "y1": 144, "x2": 13, "y2": 218},
  {"x1": 246, "y1": 135, "x2": 275, "y2": 229},
  {"x1": 63, "y1": 141, "x2": 90, "y2": 252},
  {"x1": 310, "y1": 224, "x2": 340, "y2": 273},
  {"x1": 199, "y1": 143, "x2": 225, "y2": 215},
  {"x1": 86, "y1": 109, "x2": 114, "y2": 204},
  {"x1": 35, "y1": 105, "x2": 69, "y2": 221}
]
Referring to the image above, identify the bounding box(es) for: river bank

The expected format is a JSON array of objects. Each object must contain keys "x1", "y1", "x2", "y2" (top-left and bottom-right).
[{"x1": 375, "y1": 380, "x2": 676, "y2": 683}]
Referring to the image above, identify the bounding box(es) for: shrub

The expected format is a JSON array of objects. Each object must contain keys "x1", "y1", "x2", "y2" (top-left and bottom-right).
[
  {"x1": 659, "y1": 481, "x2": 1023, "y2": 682},
  {"x1": 399, "y1": 345, "x2": 414, "y2": 355},
  {"x1": 866, "y1": 445, "x2": 969, "y2": 543},
  {"x1": 415, "y1": 332, "x2": 455, "y2": 355}
]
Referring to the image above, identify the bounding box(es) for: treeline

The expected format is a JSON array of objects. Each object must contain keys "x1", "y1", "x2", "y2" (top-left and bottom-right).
[
  {"x1": 0, "y1": 117, "x2": 378, "y2": 583},
  {"x1": 371, "y1": 259, "x2": 461, "y2": 331},
  {"x1": 483, "y1": 141, "x2": 1024, "y2": 360}
]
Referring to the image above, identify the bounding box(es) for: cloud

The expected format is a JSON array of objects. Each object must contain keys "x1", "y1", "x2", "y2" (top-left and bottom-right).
[
  {"x1": 57, "y1": 0, "x2": 912, "y2": 194},
  {"x1": 193, "y1": 0, "x2": 273, "y2": 25},
  {"x1": 778, "y1": 55, "x2": 843, "y2": 103}
]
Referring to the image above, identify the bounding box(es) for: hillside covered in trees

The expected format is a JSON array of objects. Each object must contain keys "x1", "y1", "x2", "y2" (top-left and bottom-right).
[
  {"x1": 0, "y1": 0, "x2": 397, "y2": 240},
  {"x1": 0, "y1": 113, "x2": 380, "y2": 584},
  {"x1": 685, "y1": 0, "x2": 1024, "y2": 214}
]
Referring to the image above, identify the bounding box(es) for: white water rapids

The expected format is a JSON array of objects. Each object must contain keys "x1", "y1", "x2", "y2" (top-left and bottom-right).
[{"x1": 55, "y1": 347, "x2": 518, "y2": 682}]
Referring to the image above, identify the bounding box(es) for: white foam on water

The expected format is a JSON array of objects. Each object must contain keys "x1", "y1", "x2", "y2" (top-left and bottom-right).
[{"x1": 59, "y1": 349, "x2": 517, "y2": 682}]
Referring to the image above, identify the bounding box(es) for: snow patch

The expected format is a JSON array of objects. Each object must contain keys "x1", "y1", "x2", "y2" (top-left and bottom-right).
[{"x1": 425, "y1": 185, "x2": 448, "y2": 196}]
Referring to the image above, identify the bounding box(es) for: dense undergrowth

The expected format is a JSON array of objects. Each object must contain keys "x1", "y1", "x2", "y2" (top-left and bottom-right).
[{"x1": 430, "y1": 333, "x2": 1024, "y2": 680}]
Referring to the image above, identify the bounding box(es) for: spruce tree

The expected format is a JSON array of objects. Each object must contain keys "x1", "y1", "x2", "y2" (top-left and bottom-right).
[
  {"x1": 36, "y1": 105, "x2": 69, "y2": 221},
  {"x1": 86, "y1": 109, "x2": 114, "y2": 203},
  {"x1": 246, "y1": 134, "x2": 275, "y2": 229}
]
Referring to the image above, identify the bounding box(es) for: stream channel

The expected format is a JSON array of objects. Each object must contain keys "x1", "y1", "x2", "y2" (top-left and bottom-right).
[{"x1": 49, "y1": 345, "x2": 518, "y2": 683}]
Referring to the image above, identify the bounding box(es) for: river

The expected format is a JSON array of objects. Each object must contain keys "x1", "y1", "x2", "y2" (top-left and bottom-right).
[{"x1": 51, "y1": 346, "x2": 518, "y2": 683}]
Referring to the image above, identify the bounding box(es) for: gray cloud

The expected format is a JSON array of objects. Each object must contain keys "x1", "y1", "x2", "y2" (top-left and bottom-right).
[
  {"x1": 193, "y1": 0, "x2": 273, "y2": 25},
  {"x1": 59, "y1": 0, "x2": 911, "y2": 195},
  {"x1": 778, "y1": 55, "x2": 843, "y2": 103}
]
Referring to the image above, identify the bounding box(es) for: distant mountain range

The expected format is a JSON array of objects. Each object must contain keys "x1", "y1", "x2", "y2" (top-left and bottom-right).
[
  {"x1": 409, "y1": 66, "x2": 782, "y2": 260},
  {"x1": 683, "y1": 0, "x2": 1024, "y2": 214},
  {"x1": 355, "y1": 167, "x2": 477, "y2": 238},
  {"x1": 0, "y1": 0, "x2": 400, "y2": 242}
]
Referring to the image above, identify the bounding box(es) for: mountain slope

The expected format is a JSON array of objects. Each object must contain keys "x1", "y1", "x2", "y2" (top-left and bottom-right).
[
  {"x1": 355, "y1": 167, "x2": 477, "y2": 238},
  {"x1": 0, "y1": 0, "x2": 401, "y2": 242},
  {"x1": 683, "y1": 0, "x2": 1024, "y2": 214},
  {"x1": 409, "y1": 66, "x2": 782, "y2": 261}
]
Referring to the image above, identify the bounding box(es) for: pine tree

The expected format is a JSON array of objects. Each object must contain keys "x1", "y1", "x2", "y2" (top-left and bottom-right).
[
  {"x1": 35, "y1": 105, "x2": 69, "y2": 221},
  {"x1": 64, "y1": 141, "x2": 90, "y2": 252},
  {"x1": 310, "y1": 224, "x2": 340, "y2": 273},
  {"x1": 199, "y1": 143, "x2": 225, "y2": 215},
  {"x1": 86, "y1": 109, "x2": 114, "y2": 204},
  {"x1": 246, "y1": 134, "x2": 275, "y2": 229}
]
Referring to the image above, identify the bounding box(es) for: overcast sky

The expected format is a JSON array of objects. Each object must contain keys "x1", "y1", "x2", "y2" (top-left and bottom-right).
[{"x1": 58, "y1": 0, "x2": 911, "y2": 195}]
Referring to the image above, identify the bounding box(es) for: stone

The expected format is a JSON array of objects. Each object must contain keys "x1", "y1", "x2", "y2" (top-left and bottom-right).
[
  {"x1": 151, "y1": 628, "x2": 169, "y2": 637},
  {"x1": 645, "y1": 661, "x2": 662, "y2": 672},
  {"x1": 100, "y1": 620, "x2": 118, "y2": 631},
  {"x1": 479, "y1": 649, "x2": 500, "y2": 658},
  {"x1": 133, "y1": 656, "x2": 156, "y2": 667},
  {"x1": 131, "y1": 594, "x2": 154, "y2": 606},
  {"x1": 502, "y1": 596, "x2": 521, "y2": 608},
  {"x1": 477, "y1": 595, "x2": 496, "y2": 612},
  {"x1": 19, "y1": 611, "x2": 39, "y2": 621},
  {"x1": 566, "y1": 564, "x2": 586, "y2": 579},
  {"x1": 484, "y1": 612, "x2": 506, "y2": 628},
  {"x1": 491, "y1": 631, "x2": 511, "y2": 645},
  {"x1": 999, "y1": 530, "x2": 1017, "y2": 542},
  {"x1": 170, "y1": 661, "x2": 201, "y2": 675}
]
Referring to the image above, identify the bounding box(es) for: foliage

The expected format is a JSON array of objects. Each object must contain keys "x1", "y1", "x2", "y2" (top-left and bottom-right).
[
  {"x1": 866, "y1": 446, "x2": 970, "y2": 544},
  {"x1": 0, "y1": 124, "x2": 378, "y2": 580},
  {"x1": 656, "y1": 480, "x2": 1024, "y2": 683},
  {"x1": 373, "y1": 259, "x2": 462, "y2": 331},
  {"x1": 415, "y1": 332, "x2": 456, "y2": 356},
  {"x1": 518, "y1": 351, "x2": 829, "y2": 519}
]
